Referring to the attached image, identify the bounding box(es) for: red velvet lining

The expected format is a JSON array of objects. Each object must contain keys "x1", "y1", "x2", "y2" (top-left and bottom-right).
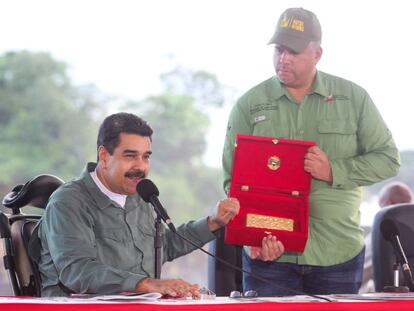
[{"x1": 225, "y1": 134, "x2": 315, "y2": 252}]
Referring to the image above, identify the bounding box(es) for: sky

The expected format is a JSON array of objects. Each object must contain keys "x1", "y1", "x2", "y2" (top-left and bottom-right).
[{"x1": 2, "y1": 0, "x2": 414, "y2": 170}]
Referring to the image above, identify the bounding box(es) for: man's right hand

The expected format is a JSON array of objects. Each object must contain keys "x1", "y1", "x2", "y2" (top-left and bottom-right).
[
  {"x1": 135, "y1": 278, "x2": 200, "y2": 298},
  {"x1": 247, "y1": 234, "x2": 285, "y2": 261}
]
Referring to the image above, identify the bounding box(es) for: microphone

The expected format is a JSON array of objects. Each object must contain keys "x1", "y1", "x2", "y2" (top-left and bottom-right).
[
  {"x1": 136, "y1": 179, "x2": 331, "y2": 301},
  {"x1": 136, "y1": 179, "x2": 176, "y2": 233},
  {"x1": 381, "y1": 218, "x2": 414, "y2": 289}
]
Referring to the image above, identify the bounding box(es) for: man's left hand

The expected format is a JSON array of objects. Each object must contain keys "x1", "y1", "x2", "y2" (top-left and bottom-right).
[
  {"x1": 304, "y1": 146, "x2": 333, "y2": 183},
  {"x1": 208, "y1": 197, "x2": 240, "y2": 231}
]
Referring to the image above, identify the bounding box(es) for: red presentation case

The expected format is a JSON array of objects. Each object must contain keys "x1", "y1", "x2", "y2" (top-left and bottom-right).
[{"x1": 224, "y1": 134, "x2": 315, "y2": 252}]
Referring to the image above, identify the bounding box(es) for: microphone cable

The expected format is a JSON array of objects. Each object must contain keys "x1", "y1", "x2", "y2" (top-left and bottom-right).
[
  {"x1": 172, "y1": 229, "x2": 332, "y2": 302},
  {"x1": 137, "y1": 179, "x2": 331, "y2": 302}
]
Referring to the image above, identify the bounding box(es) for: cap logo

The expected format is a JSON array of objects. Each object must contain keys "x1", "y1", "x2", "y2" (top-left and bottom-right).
[{"x1": 280, "y1": 16, "x2": 305, "y2": 32}]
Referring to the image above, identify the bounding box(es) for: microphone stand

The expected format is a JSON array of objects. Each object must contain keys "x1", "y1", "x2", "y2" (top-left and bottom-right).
[
  {"x1": 383, "y1": 261, "x2": 409, "y2": 292},
  {"x1": 154, "y1": 214, "x2": 162, "y2": 279}
]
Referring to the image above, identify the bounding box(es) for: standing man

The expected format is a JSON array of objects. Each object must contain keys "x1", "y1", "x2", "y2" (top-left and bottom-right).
[
  {"x1": 221, "y1": 8, "x2": 400, "y2": 296},
  {"x1": 38, "y1": 112, "x2": 246, "y2": 297}
]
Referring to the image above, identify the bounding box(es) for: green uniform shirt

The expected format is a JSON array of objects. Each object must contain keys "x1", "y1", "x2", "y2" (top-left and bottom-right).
[
  {"x1": 38, "y1": 163, "x2": 215, "y2": 296},
  {"x1": 222, "y1": 71, "x2": 400, "y2": 266}
]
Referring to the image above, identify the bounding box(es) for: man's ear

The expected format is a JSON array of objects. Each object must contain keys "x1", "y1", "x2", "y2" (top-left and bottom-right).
[
  {"x1": 314, "y1": 47, "x2": 323, "y2": 64},
  {"x1": 98, "y1": 145, "x2": 109, "y2": 168}
]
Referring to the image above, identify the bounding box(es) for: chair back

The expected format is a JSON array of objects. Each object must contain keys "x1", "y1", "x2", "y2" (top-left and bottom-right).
[
  {"x1": 372, "y1": 203, "x2": 414, "y2": 291},
  {"x1": 207, "y1": 230, "x2": 243, "y2": 296},
  {"x1": 0, "y1": 174, "x2": 63, "y2": 296}
]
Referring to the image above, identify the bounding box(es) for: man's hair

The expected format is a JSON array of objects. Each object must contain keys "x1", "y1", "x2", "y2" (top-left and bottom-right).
[
  {"x1": 97, "y1": 112, "x2": 153, "y2": 156},
  {"x1": 308, "y1": 40, "x2": 321, "y2": 52},
  {"x1": 378, "y1": 181, "x2": 414, "y2": 208}
]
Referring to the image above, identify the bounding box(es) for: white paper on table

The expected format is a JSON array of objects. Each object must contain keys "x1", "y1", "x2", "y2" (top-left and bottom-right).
[
  {"x1": 0, "y1": 292, "x2": 162, "y2": 304},
  {"x1": 73, "y1": 292, "x2": 162, "y2": 301}
]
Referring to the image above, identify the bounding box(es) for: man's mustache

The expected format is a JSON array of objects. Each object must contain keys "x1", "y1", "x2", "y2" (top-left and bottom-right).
[{"x1": 125, "y1": 170, "x2": 146, "y2": 178}]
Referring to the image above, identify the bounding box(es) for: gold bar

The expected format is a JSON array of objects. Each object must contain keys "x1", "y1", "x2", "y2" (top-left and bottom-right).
[{"x1": 246, "y1": 213, "x2": 294, "y2": 232}]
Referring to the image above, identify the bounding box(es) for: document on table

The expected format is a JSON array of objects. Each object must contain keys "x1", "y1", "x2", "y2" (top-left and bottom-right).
[
  {"x1": 331, "y1": 292, "x2": 414, "y2": 301},
  {"x1": 0, "y1": 292, "x2": 162, "y2": 304},
  {"x1": 70, "y1": 292, "x2": 162, "y2": 301}
]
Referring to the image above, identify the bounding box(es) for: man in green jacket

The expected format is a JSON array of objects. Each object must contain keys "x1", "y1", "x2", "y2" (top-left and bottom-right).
[
  {"x1": 38, "y1": 112, "x2": 284, "y2": 297},
  {"x1": 221, "y1": 7, "x2": 400, "y2": 296}
]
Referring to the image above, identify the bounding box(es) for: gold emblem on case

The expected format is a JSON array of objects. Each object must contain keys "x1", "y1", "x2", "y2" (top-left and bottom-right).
[{"x1": 267, "y1": 156, "x2": 281, "y2": 171}]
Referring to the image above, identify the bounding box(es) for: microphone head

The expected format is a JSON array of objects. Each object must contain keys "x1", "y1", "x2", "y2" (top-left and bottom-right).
[
  {"x1": 136, "y1": 179, "x2": 159, "y2": 202},
  {"x1": 381, "y1": 218, "x2": 400, "y2": 241}
]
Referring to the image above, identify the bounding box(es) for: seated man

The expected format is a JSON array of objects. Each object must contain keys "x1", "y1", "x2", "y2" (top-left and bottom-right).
[
  {"x1": 37, "y1": 112, "x2": 284, "y2": 297},
  {"x1": 360, "y1": 181, "x2": 413, "y2": 292},
  {"x1": 378, "y1": 181, "x2": 413, "y2": 208}
]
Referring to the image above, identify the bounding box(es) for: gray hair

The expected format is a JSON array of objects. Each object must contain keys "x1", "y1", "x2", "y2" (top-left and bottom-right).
[{"x1": 309, "y1": 40, "x2": 321, "y2": 52}]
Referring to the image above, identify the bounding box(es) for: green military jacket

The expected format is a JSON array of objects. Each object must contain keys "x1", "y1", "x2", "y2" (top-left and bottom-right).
[
  {"x1": 38, "y1": 163, "x2": 215, "y2": 296},
  {"x1": 223, "y1": 71, "x2": 400, "y2": 265}
]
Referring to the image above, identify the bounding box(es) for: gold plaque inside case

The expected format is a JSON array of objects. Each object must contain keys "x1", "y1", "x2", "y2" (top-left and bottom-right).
[{"x1": 246, "y1": 213, "x2": 294, "y2": 232}]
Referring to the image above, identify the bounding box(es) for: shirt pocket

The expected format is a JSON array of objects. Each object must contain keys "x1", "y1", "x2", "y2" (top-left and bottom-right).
[
  {"x1": 94, "y1": 225, "x2": 139, "y2": 268},
  {"x1": 94, "y1": 225, "x2": 131, "y2": 243},
  {"x1": 317, "y1": 119, "x2": 358, "y2": 158},
  {"x1": 318, "y1": 119, "x2": 357, "y2": 135},
  {"x1": 251, "y1": 116, "x2": 291, "y2": 138}
]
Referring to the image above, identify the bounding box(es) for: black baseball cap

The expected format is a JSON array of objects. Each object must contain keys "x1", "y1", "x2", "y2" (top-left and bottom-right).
[{"x1": 268, "y1": 8, "x2": 322, "y2": 53}]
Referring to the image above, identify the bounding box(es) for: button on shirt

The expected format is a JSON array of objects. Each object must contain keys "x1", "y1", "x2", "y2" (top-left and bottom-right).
[
  {"x1": 38, "y1": 163, "x2": 216, "y2": 296},
  {"x1": 222, "y1": 71, "x2": 400, "y2": 266}
]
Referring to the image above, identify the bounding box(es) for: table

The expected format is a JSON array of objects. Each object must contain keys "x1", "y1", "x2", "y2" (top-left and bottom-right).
[{"x1": 2, "y1": 296, "x2": 414, "y2": 311}]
